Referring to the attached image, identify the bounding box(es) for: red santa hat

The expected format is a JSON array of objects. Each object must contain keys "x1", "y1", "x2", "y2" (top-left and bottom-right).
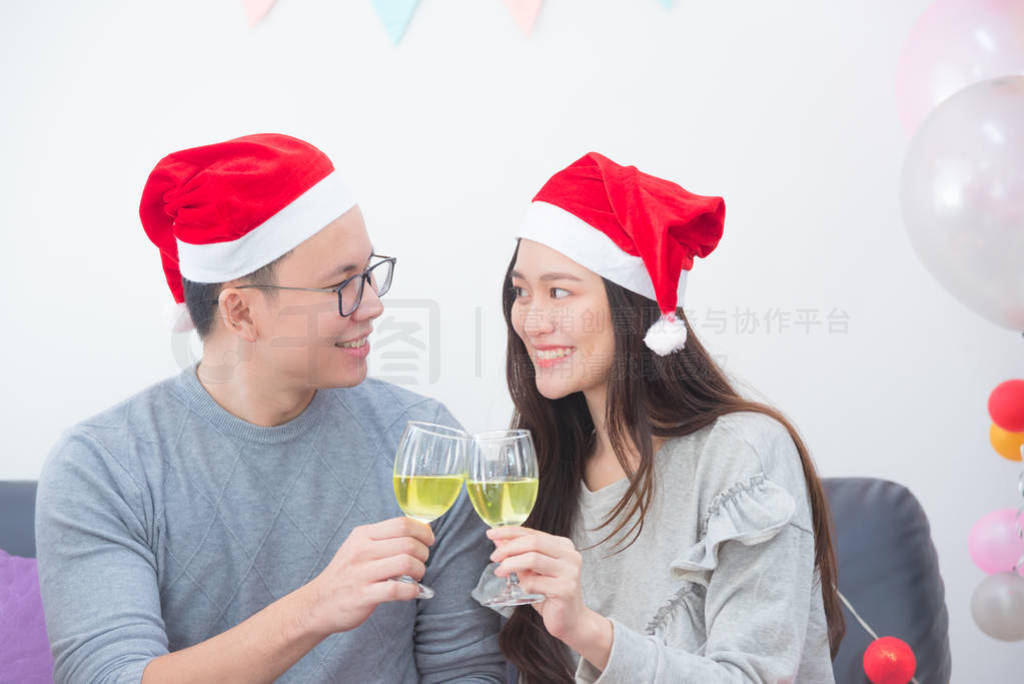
[
  {"x1": 139, "y1": 133, "x2": 356, "y2": 331},
  {"x1": 517, "y1": 152, "x2": 725, "y2": 355}
]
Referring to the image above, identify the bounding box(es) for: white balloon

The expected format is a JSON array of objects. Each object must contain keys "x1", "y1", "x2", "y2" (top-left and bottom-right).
[
  {"x1": 901, "y1": 76, "x2": 1024, "y2": 331},
  {"x1": 971, "y1": 571, "x2": 1024, "y2": 641}
]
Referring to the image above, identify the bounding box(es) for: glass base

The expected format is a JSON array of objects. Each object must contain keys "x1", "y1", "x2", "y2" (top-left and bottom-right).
[
  {"x1": 481, "y1": 571, "x2": 544, "y2": 608},
  {"x1": 482, "y1": 591, "x2": 545, "y2": 608},
  {"x1": 392, "y1": 574, "x2": 434, "y2": 599}
]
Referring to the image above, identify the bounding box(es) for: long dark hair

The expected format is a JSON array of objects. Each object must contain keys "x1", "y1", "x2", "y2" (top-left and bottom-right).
[{"x1": 498, "y1": 244, "x2": 845, "y2": 683}]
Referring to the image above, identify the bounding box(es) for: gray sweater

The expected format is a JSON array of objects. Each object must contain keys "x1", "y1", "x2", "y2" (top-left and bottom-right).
[
  {"x1": 35, "y1": 364, "x2": 504, "y2": 683},
  {"x1": 572, "y1": 412, "x2": 835, "y2": 683}
]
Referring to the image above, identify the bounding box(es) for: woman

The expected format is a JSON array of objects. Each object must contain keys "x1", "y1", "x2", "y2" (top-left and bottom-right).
[{"x1": 478, "y1": 152, "x2": 844, "y2": 682}]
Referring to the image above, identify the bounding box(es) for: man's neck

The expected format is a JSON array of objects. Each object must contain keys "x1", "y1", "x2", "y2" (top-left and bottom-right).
[{"x1": 196, "y1": 345, "x2": 316, "y2": 428}]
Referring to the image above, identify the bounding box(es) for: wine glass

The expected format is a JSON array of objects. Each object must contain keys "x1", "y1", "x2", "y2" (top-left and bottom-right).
[
  {"x1": 467, "y1": 429, "x2": 544, "y2": 607},
  {"x1": 392, "y1": 421, "x2": 468, "y2": 599}
]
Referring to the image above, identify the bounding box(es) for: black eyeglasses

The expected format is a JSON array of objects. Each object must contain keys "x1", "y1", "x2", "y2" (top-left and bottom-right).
[{"x1": 237, "y1": 254, "x2": 396, "y2": 317}]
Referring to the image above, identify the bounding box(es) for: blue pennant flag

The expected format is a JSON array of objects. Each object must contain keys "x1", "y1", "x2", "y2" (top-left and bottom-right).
[{"x1": 370, "y1": 0, "x2": 421, "y2": 44}]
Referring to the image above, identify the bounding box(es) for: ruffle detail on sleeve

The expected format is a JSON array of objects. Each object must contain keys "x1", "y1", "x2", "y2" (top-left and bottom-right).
[{"x1": 669, "y1": 473, "x2": 796, "y2": 585}]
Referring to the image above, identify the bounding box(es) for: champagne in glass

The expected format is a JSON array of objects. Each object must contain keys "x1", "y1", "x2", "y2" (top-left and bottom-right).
[
  {"x1": 467, "y1": 429, "x2": 544, "y2": 607},
  {"x1": 394, "y1": 474, "x2": 463, "y2": 523},
  {"x1": 464, "y1": 479, "x2": 539, "y2": 528},
  {"x1": 392, "y1": 421, "x2": 467, "y2": 599}
]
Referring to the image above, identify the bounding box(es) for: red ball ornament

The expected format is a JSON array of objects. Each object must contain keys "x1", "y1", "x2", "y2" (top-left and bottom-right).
[
  {"x1": 989, "y1": 380, "x2": 1024, "y2": 432},
  {"x1": 863, "y1": 636, "x2": 916, "y2": 684}
]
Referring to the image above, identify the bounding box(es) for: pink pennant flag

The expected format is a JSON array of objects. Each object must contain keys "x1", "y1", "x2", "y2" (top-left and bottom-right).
[
  {"x1": 243, "y1": 0, "x2": 277, "y2": 27},
  {"x1": 502, "y1": 0, "x2": 543, "y2": 36}
]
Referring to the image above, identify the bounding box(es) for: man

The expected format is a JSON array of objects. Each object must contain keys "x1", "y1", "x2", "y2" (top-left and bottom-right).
[{"x1": 35, "y1": 134, "x2": 504, "y2": 683}]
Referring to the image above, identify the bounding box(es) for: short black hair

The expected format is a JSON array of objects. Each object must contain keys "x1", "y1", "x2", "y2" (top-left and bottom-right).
[{"x1": 182, "y1": 250, "x2": 292, "y2": 339}]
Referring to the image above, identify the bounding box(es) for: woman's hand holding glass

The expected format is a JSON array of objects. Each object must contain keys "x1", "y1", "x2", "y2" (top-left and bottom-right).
[{"x1": 489, "y1": 526, "x2": 613, "y2": 669}]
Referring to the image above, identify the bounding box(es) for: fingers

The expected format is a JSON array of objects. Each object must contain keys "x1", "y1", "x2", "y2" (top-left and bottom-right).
[
  {"x1": 486, "y1": 525, "x2": 534, "y2": 542},
  {"x1": 360, "y1": 517, "x2": 435, "y2": 546},
  {"x1": 364, "y1": 578, "x2": 421, "y2": 604},
  {"x1": 495, "y1": 551, "x2": 567, "y2": 578},
  {"x1": 490, "y1": 531, "x2": 577, "y2": 563},
  {"x1": 514, "y1": 573, "x2": 572, "y2": 600},
  {"x1": 312, "y1": 521, "x2": 435, "y2": 633},
  {"x1": 366, "y1": 554, "x2": 427, "y2": 583},
  {"x1": 362, "y1": 536, "x2": 430, "y2": 564}
]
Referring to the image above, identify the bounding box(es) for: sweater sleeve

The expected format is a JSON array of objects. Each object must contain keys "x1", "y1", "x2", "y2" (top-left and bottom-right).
[
  {"x1": 412, "y1": 402, "x2": 505, "y2": 683},
  {"x1": 577, "y1": 521, "x2": 821, "y2": 683},
  {"x1": 35, "y1": 429, "x2": 168, "y2": 684}
]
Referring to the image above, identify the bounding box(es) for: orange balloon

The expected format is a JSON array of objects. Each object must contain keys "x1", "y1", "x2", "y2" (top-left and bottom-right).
[{"x1": 990, "y1": 423, "x2": 1024, "y2": 462}]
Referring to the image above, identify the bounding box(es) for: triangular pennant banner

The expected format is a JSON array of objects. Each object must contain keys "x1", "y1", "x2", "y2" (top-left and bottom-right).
[
  {"x1": 502, "y1": 0, "x2": 543, "y2": 36},
  {"x1": 371, "y1": 0, "x2": 421, "y2": 44},
  {"x1": 243, "y1": 0, "x2": 277, "y2": 26}
]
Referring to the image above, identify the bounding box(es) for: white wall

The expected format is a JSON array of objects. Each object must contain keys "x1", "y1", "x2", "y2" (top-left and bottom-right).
[{"x1": 1, "y1": 0, "x2": 1019, "y2": 679}]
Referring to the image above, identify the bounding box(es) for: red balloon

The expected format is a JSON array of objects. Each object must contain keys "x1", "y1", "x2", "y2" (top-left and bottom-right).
[
  {"x1": 989, "y1": 380, "x2": 1024, "y2": 432},
  {"x1": 863, "y1": 636, "x2": 916, "y2": 684}
]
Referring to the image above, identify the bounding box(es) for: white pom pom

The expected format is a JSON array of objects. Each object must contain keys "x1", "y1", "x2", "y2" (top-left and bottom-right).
[
  {"x1": 643, "y1": 314, "x2": 687, "y2": 356},
  {"x1": 168, "y1": 301, "x2": 196, "y2": 333}
]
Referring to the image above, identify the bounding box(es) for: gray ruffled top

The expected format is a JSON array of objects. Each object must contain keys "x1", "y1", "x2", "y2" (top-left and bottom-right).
[{"x1": 478, "y1": 411, "x2": 835, "y2": 683}]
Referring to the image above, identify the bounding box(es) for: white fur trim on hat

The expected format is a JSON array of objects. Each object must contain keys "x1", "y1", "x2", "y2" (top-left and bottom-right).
[
  {"x1": 168, "y1": 301, "x2": 195, "y2": 333},
  {"x1": 176, "y1": 170, "x2": 356, "y2": 284},
  {"x1": 516, "y1": 200, "x2": 687, "y2": 305},
  {"x1": 643, "y1": 314, "x2": 688, "y2": 355}
]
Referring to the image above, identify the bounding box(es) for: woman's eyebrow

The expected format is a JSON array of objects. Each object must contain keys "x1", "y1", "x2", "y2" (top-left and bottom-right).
[{"x1": 511, "y1": 270, "x2": 582, "y2": 282}]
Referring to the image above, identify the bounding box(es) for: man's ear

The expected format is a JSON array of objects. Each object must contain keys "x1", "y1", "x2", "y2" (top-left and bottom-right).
[{"x1": 217, "y1": 287, "x2": 260, "y2": 342}]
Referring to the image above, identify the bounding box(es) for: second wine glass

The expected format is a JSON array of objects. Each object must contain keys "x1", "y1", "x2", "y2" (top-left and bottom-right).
[{"x1": 466, "y1": 429, "x2": 544, "y2": 608}]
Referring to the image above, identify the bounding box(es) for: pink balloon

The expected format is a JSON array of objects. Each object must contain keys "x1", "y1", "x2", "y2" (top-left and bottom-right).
[
  {"x1": 896, "y1": 0, "x2": 1024, "y2": 134},
  {"x1": 969, "y1": 508, "x2": 1024, "y2": 575}
]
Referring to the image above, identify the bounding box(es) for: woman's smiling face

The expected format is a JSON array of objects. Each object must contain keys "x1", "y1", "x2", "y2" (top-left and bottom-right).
[{"x1": 509, "y1": 239, "x2": 616, "y2": 400}]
